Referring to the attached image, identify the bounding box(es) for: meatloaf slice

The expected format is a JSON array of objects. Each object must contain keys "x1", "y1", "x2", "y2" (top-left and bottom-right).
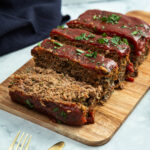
[
  {"x1": 9, "y1": 67, "x2": 103, "y2": 125},
  {"x1": 31, "y1": 39, "x2": 118, "y2": 100},
  {"x1": 50, "y1": 28, "x2": 131, "y2": 88},
  {"x1": 67, "y1": 9, "x2": 150, "y2": 76}
]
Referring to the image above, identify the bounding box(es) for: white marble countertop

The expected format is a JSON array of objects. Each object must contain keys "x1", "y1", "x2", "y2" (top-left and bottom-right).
[{"x1": 0, "y1": 0, "x2": 150, "y2": 149}]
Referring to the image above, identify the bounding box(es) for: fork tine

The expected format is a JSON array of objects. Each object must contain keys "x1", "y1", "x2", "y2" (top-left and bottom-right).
[
  {"x1": 24, "y1": 135, "x2": 32, "y2": 150},
  {"x1": 20, "y1": 134, "x2": 28, "y2": 150},
  {"x1": 8, "y1": 131, "x2": 21, "y2": 150},
  {"x1": 15, "y1": 132, "x2": 25, "y2": 150}
]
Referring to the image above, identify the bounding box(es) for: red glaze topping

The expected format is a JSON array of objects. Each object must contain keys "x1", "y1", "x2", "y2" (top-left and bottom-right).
[
  {"x1": 41, "y1": 39, "x2": 118, "y2": 74},
  {"x1": 67, "y1": 9, "x2": 150, "y2": 55},
  {"x1": 50, "y1": 28, "x2": 130, "y2": 57},
  {"x1": 126, "y1": 62, "x2": 134, "y2": 73},
  {"x1": 125, "y1": 76, "x2": 134, "y2": 82},
  {"x1": 43, "y1": 100, "x2": 93, "y2": 125},
  {"x1": 9, "y1": 90, "x2": 94, "y2": 126}
]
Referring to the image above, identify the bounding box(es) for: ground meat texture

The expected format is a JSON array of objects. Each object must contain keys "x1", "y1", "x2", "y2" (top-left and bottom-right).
[
  {"x1": 50, "y1": 28, "x2": 131, "y2": 88},
  {"x1": 67, "y1": 9, "x2": 150, "y2": 76},
  {"x1": 31, "y1": 39, "x2": 118, "y2": 100},
  {"x1": 9, "y1": 67, "x2": 103, "y2": 125}
]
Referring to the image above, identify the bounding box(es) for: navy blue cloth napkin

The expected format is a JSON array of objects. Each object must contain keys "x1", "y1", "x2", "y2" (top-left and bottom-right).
[{"x1": 0, "y1": 0, "x2": 70, "y2": 56}]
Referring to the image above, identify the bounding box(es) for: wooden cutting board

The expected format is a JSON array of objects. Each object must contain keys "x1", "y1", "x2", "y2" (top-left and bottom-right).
[{"x1": 0, "y1": 11, "x2": 150, "y2": 146}]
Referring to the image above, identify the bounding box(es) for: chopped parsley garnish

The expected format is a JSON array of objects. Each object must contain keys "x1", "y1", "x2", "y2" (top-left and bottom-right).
[
  {"x1": 131, "y1": 30, "x2": 146, "y2": 37},
  {"x1": 101, "y1": 16, "x2": 107, "y2": 22},
  {"x1": 122, "y1": 38, "x2": 129, "y2": 45},
  {"x1": 8, "y1": 81, "x2": 15, "y2": 88},
  {"x1": 53, "y1": 107, "x2": 59, "y2": 112},
  {"x1": 121, "y1": 25, "x2": 128, "y2": 28},
  {"x1": 87, "y1": 34, "x2": 95, "y2": 38},
  {"x1": 100, "y1": 14, "x2": 121, "y2": 24},
  {"x1": 90, "y1": 59, "x2": 95, "y2": 63},
  {"x1": 139, "y1": 30, "x2": 146, "y2": 37},
  {"x1": 102, "y1": 63, "x2": 105, "y2": 66},
  {"x1": 26, "y1": 99, "x2": 34, "y2": 109},
  {"x1": 76, "y1": 49, "x2": 85, "y2": 54},
  {"x1": 53, "y1": 41, "x2": 63, "y2": 47},
  {"x1": 96, "y1": 62, "x2": 105, "y2": 66},
  {"x1": 111, "y1": 36, "x2": 129, "y2": 46},
  {"x1": 102, "y1": 32, "x2": 107, "y2": 37},
  {"x1": 93, "y1": 15, "x2": 98, "y2": 20},
  {"x1": 10, "y1": 81, "x2": 14, "y2": 85},
  {"x1": 131, "y1": 30, "x2": 139, "y2": 35},
  {"x1": 85, "y1": 51, "x2": 97, "y2": 58},
  {"x1": 75, "y1": 33, "x2": 88, "y2": 40},
  {"x1": 38, "y1": 42, "x2": 41, "y2": 47},
  {"x1": 140, "y1": 24, "x2": 144, "y2": 27},
  {"x1": 135, "y1": 25, "x2": 138, "y2": 29},
  {"x1": 102, "y1": 26, "x2": 105, "y2": 29},
  {"x1": 60, "y1": 111, "x2": 67, "y2": 118},
  {"x1": 57, "y1": 25, "x2": 65, "y2": 29},
  {"x1": 75, "y1": 36, "x2": 82, "y2": 40},
  {"x1": 111, "y1": 36, "x2": 121, "y2": 45},
  {"x1": 75, "y1": 33, "x2": 95, "y2": 40},
  {"x1": 98, "y1": 38, "x2": 109, "y2": 44}
]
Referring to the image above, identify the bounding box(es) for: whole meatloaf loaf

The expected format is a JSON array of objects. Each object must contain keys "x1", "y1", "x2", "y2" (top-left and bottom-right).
[
  {"x1": 31, "y1": 39, "x2": 118, "y2": 100},
  {"x1": 50, "y1": 28, "x2": 131, "y2": 87},
  {"x1": 9, "y1": 67, "x2": 103, "y2": 125},
  {"x1": 67, "y1": 9, "x2": 150, "y2": 77}
]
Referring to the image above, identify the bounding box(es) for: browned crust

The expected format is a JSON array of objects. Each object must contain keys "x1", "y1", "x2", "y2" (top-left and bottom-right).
[{"x1": 9, "y1": 90, "x2": 95, "y2": 126}]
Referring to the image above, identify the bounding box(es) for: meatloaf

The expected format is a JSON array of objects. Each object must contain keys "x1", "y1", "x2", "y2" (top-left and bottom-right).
[
  {"x1": 50, "y1": 28, "x2": 131, "y2": 87},
  {"x1": 31, "y1": 39, "x2": 118, "y2": 100},
  {"x1": 67, "y1": 9, "x2": 150, "y2": 76},
  {"x1": 9, "y1": 67, "x2": 101, "y2": 125}
]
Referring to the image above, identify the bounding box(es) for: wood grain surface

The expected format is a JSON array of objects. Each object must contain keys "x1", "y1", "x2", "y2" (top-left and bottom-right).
[{"x1": 0, "y1": 11, "x2": 150, "y2": 146}]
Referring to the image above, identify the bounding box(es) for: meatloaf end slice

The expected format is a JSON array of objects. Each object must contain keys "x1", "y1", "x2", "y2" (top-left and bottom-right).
[{"x1": 9, "y1": 67, "x2": 101, "y2": 126}]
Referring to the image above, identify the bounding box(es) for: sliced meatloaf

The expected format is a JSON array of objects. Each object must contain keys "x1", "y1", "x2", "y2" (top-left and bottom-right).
[
  {"x1": 67, "y1": 9, "x2": 150, "y2": 76},
  {"x1": 50, "y1": 28, "x2": 131, "y2": 87},
  {"x1": 9, "y1": 67, "x2": 101, "y2": 125},
  {"x1": 31, "y1": 39, "x2": 118, "y2": 100}
]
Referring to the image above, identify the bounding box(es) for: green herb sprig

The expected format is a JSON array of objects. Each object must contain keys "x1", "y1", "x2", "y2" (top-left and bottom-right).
[
  {"x1": 60, "y1": 111, "x2": 67, "y2": 118},
  {"x1": 75, "y1": 33, "x2": 95, "y2": 41},
  {"x1": 53, "y1": 107, "x2": 59, "y2": 112},
  {"x1": 102, "y1": 33, "x2": 107, "y2": 37},
  {"x1": 98, "y1": 38, "x2": 109, "y2": 44},
  {"x1": 53, "y1": 41, "x2": 63, "y2": 47},
  {"x1": 111, "y1": 36, "x2": 129, "y2": 46},
  {"x1": 57, "y1": 25, "x2": 65, "y2": 29},
  {"x1": 131, "y1": 30, "x2": 146, "y2": 38},
  {"x1": 26, "y1": 99, "x2": 34, "y2": 109},
  {"x1": 76, "y1": 49, "x2": 85, "y2": 55},
  {"x1": 121, "y1": 25, "x2": 128, "y2": 28},
  {"x1": 85, "y1": 51, "x2": 97, "y2": 58},
  {"x1": 75, "y1": 33, "x2": 88, "y2": 40},
  {"x1": 93, "y1": 14, "x2": 121, "y2": 24}
]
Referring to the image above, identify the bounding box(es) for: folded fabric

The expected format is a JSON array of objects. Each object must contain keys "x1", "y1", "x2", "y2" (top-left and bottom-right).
[{"x1": 0, "y1": 0, "x2": 70, "y2": 56}]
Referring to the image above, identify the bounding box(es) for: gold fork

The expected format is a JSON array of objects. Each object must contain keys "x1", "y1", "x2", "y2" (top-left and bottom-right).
[{"x1": 8, "y1": 131, "x2": 32, "y2": 150}]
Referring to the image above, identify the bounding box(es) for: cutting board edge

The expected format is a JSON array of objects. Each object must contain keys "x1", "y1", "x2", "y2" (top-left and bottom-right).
[
  {"x1": 0, "y1": 99, "x2": 111, "y2": 146},
  {"x1": 0, "y1": 85, "x2": 149, "y2": 146}
]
